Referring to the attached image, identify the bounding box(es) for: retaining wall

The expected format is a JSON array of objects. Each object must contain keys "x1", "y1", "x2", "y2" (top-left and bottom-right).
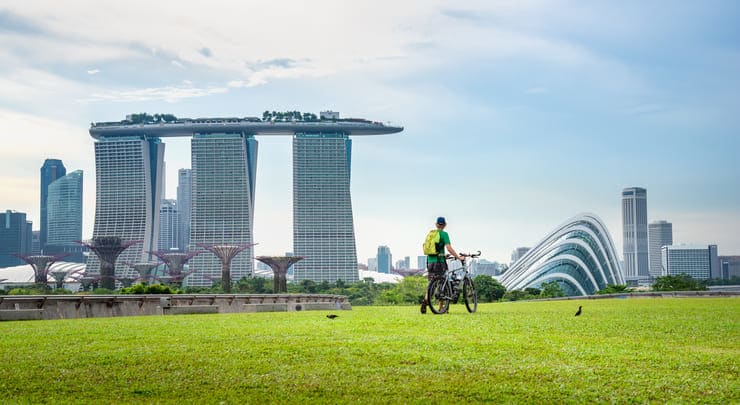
[{"x1": 0, "y1": 294, "x2": 351, "y2": 321}]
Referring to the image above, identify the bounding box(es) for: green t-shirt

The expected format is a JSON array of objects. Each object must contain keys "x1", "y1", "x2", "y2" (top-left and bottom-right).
[{"x1": 427, "y1": 230, "x2": 450, "y2": 263}]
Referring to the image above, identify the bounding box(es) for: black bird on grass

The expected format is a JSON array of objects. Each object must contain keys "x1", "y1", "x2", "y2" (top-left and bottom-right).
[
  {"x1": 574, "y1": 306, "x2": 582, "y2": 316},
  {"x1": 326, "y1": 314, "x2": 339, "y2": 319}
]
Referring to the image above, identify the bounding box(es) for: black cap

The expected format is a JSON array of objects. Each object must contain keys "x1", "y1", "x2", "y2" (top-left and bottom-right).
[{"x1": 436, "y1": 217, "x2": 446, "y2": 225}]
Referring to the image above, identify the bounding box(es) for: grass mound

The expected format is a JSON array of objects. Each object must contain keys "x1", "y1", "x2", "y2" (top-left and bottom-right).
[{"x1": 1, "y1": 298, "x2": 737, "y2": 403}]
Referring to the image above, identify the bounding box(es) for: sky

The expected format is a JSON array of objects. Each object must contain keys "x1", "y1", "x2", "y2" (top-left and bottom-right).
[{"x1": 1, "y1": 1, "x2": 739, "y2": 266}]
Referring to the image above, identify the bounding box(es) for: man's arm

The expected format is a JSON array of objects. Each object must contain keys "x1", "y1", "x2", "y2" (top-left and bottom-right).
[{"x1": 445, "y1": 244, "x2": 462, "y2": 261}]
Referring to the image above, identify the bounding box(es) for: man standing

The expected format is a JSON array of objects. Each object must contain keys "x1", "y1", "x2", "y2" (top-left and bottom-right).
[{"x1": 421, "y1": 216, "x2": 462, "y2": 314}]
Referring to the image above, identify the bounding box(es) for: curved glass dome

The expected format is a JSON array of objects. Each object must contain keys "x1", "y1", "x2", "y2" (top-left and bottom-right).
[{"x1": 499, "y1": 213, "x2": 624, "y2": 296}]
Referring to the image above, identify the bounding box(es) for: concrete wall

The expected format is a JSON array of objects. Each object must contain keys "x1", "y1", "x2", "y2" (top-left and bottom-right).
[{"x1": 0, "y1": 294, "x2": 351, "y2": 321}]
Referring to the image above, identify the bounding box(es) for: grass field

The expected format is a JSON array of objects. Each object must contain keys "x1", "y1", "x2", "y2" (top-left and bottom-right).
[{"x1": 1, "y1": 298, "x2": 738, "y2": 404}]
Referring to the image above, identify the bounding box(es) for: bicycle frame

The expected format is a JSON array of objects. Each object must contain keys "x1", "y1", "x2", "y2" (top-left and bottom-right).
[{"x1": 426, "y1": 251, "x2": 480, "y2": 314}]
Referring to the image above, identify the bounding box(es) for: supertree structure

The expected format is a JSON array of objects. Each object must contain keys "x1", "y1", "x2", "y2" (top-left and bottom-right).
[
  {"x1": 126, "y1": 262, "x2": 161, "y2": 284},
  {"x1": 147, "y1": 251, "x2": 201, "y2": 288},
  {"x1": 13, "y1": 253, "x2": 68, "y2": 286},
  {"x1": 255, "y1": 256, "x2": 305, "y2": 293},
  {"x1": 77, "y1": 237, "x2": 142, "y2": 290},
  {"x1": 196, "y1": 243, "x2": 255, "y2": 293},
  {"x1": 50, "y1": 270, "x2": 69, "y2": 289}
]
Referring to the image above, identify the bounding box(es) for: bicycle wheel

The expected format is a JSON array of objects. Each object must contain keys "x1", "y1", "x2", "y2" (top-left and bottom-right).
[
  {"x1": 463, "y1": 277, "x2": 477, "y2": 313},
  {"x1": 427, "y1": 278, "x2": 450, "y2": 314}
]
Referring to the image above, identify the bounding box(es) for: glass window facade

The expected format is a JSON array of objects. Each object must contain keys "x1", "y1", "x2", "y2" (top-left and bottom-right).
[
  {"x1": 87, "y1": 137, "x2": 164, "y2": 279},
  {"x1": 187, "y1": 133, "x2": 257, "y2": 286},
  {"x1": 292, "y1": 133, "x2": 359, "y2": 282},
  {"x1": 499, "y1": 213, "x2": 624, "y2": 296}
]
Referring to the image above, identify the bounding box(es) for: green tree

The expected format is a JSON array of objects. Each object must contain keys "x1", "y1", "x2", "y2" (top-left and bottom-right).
[
  {"x1": 473, "y1": 275, "x2": 507, "y2": 302},
  {"x1": 503, "y1": 289, "x2": 535, "y2": 301},
  {"x1": 539, "y1": 281, "x2": 565, "y2": 298},
  {"x1": 653, "y1": 274, "x2": 706, "y2": 291},
  {"x1": 393, "y1": 275, "x2": 427, "y2": 304},
  {"x1": 596, "y1": 284, "x2": 632, "y2": 294}
]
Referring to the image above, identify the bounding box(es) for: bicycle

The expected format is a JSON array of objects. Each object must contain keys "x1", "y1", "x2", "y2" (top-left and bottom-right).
[{"x1": 426, "y1": 251, "x2": 480, "y2": 314}]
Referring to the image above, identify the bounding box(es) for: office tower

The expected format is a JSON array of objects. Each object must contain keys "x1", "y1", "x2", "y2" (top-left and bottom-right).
[
  {"x1": 158, "y1": 199, "x2": 179, "y2": 251},
  {"x1": 45, "y1": 170, "x2": 84, "y2": 262},
  {"x1": 510, "y1": 247, "x2": 531, "y2": 264},
  {"x1": 0, "y1": 210, "x2": 32, "y2": 267},
  {"x1": 403, "y1": 256, "x2": 410, "y2": 270},
  {"x1": 622, "y1": 187, "x2": 649, "y2": 279},
  {"x1": 87, "y1": 137, "x2": 165, "y2": 278},
  {"x1": 376, "y1": 246, "x2": 392, "y2": 274},
  {"x1": 368, "y1": 257, "x2": 377, "y2": 272},
  {"x1": 187, "y1": 133, "x2": 257, "y2": 286},
  {"x1": 177, "y1": 169, "x2": 192, "y2": 251},
  {"x1": 648, "y1": 220, "x2": 672, "y2": 277},
  {"x1": 40, "y1": 159, "x2": 66, "y2": 251},
  {"x1": 661, "y1": 245, "x2": 720, "y2": 280},
  {"x1": 417, "y1": 255, "x2": 427, "y2": 270},
  {"x1": 293, "y1": 133, "x2": 359, "y2": 282}
]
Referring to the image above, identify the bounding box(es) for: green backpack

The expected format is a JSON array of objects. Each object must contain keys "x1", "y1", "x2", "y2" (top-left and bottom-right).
[{"x1": 422, "y1": 229, "x2": 443, "y2": 256}]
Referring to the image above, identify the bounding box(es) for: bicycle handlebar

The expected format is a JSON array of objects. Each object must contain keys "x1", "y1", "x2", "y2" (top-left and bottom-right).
[{"x1": 445, "y1": 251, "x2": 481, "y2": 260}]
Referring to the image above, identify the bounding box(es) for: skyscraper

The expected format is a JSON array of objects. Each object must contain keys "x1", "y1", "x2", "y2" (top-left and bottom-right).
[
  {"x1": 87, "y1": 137, "x2": 165, "y2": 277},
  {"x1": 45, "y1": 170, "x2": 84, "y2": 262},
  {"x1": 0, "y1": 210, "x2": 32, "y2": 267},
  {"x1": 40, "y1": 159, "x2": 66, "y2": 252},
  {"x1": 176, "y1": 168, "x2": 192, "y2": 251},
  {"x1": 158, "y1": 199, "x2": 178, "y2": 251},
  {"x1": 648, "y1": 220, "x2": 672, "y2": 277},
  {"x1": 293, "y1": 133, "x2": 359, "y2": 282},
  {"x1": 622, "y1": 187, "x2": 648, "y2": 279},
  {"x1": 376, "y1": 245, "x2": 392, "y2": 274},
  {"x1": 187, "y1": 133, "x2": 257, "y2": 285}
]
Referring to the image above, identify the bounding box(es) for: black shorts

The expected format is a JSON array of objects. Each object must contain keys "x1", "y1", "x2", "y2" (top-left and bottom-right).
[{"x1": 426, "y1": 261, "x2": 448, "y2": 281}]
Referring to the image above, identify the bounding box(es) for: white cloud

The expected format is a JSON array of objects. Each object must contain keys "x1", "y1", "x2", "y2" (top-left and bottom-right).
[
  {"x1": 84, "y1": 82, "x2": 229, "y2": 103},
  {"x1": 87, "y1": 69, "x2": 100, "y2": 75}
]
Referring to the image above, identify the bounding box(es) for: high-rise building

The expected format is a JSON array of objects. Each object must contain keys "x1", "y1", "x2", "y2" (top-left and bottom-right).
[
  {"x1": 89, "y1": 113, "x2": 402, "y2": 284},
  {"x1": 648, "y1": 220, "x2": 672, "y2": 277},
  {"x1": 86, "y1": 137, "x2": 165, "y2": 277},
  {"x1": 0, "y1": 210, "x2": 33, "y2": 268},
  {"x1": 45, "y1": 170, "x2": 84, "y2": 262},
  {"x1": 510, "y1": 247, "x2": 531, "y2": 264},
  {"x1": 158, "y1": 199, "x2": 179, "y2": 251},
  {"x1": 376, "y1": 246, "x2": 392, "y2": 274},
  {"x1": 293, "y1": 133, "x2": 359, "y2": 282},
  {"x1": 417, "y1": 255, "x2": 427, "y2": 271},
  {"x1": 368, "y1": 257, "x2": 378, "y2": 272},
  {"x1": 622, "y1": 187, "x2": 649, "y2": 279},
  {"x1": 40, "y1": 159, "x2": 66, "y2": 251},
  {"x1": 176, "y1": 169, "x2": 192, "y2": 251},
  {"x1": 661, "y1": 245, "x2": 720, "y2": 280},
  {"x1": 187, "y1": 133, "x2": 257, "y2": 286}
]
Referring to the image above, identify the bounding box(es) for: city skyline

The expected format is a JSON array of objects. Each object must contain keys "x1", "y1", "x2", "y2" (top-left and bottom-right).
[{"x1": 1, "y1": 2, "x2": 738, "y2": 264}]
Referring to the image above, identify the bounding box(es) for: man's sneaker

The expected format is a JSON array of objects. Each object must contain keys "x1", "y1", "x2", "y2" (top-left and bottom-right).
[{"x1": 420, "y1": 301, "x2": 427, "y2": 314}]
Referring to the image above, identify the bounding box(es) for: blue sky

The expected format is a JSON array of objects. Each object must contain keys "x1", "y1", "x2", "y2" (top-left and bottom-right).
[{"x1": 1, "y1": 1, "x2": 738, "y2": 265}]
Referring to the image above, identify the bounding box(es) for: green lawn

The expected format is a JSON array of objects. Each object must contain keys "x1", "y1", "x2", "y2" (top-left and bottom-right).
[{"x1": 1, "y1": 298, "x2": 738, "y2": 404}]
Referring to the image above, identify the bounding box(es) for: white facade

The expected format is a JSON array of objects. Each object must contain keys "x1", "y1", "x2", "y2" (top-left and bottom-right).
[
  {"x1": 176, "y1": 168, "x2": 192, "y2": 251},
  {"x1": 88, "y1": 137, "x2": 164, "y2": 278},
  {"x1": 157, "y1": 199, "x2": 178, "y2": 251},
  {"x1": 499, "y1": 213, "x2": 624, "y2": 296},
  {"x1": 648, "y1": 220, "x2": 672, "y2": 277},
  {"x1": 46, "y1": 170, "x2": 83, "y2": 246},
  {"x1": 187, "y1": 133, "x2": 257, "y2": 286},
  {"x1": 292, "y1": 133, "x2": 359, "y2": 282},
  {"x1": 661, "y1": 245, "x2": 719, "y2": 280}
]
